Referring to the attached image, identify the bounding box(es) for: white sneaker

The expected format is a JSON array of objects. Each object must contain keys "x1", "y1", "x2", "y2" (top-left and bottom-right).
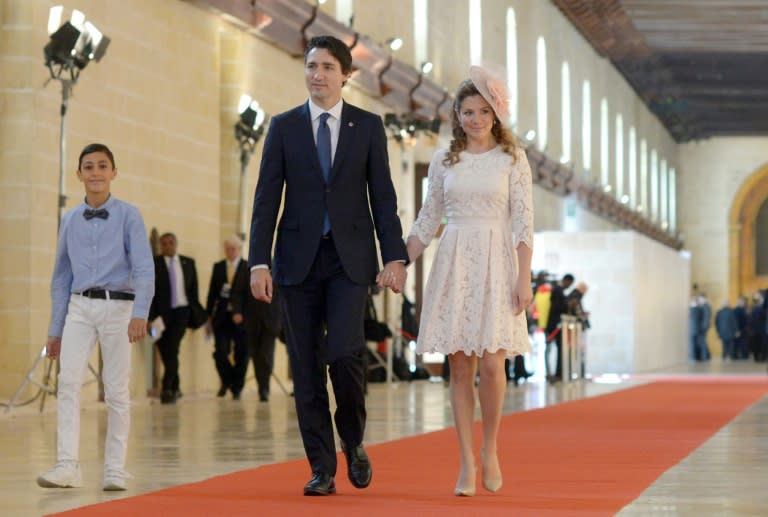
[
  {"x1": 103, "y1": 469, "x2": 133, "y2": 491},
  {"x1": 37, "y1": 462, "x2": 83, "y2": 488}
]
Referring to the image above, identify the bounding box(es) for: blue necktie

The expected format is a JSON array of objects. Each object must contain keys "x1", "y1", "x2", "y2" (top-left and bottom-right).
[{"x1": 317, "y1": 112, "x2": 332, "y2": 235}]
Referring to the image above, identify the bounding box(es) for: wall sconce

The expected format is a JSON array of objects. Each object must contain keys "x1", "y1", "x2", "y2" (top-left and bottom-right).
[
  {"x1": 420, "y1": 61, "x2": 433, "y2": 74},
  {"x1": 525, "y1": 129, "x2": 536, "y2": 142}
]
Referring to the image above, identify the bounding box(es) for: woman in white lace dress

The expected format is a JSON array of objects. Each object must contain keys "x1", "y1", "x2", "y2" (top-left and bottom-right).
[{"x1": 406, "y1": 67, "x2": 533, "y2": 497}]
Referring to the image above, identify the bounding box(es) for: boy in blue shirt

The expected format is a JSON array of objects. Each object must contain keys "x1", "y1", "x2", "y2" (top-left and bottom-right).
[{"x1": 37, "y1": 143, "x2": 155, "y2": 491}]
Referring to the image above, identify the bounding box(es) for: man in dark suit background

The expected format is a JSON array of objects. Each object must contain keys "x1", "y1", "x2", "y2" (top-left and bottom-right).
[
  {"x1": 205, "y1": 235, "x2": 249, "y2": 400},
  {"x1": 248, "y1": 35, "x2": 408, "y2": 496},
  {"x1": 149, "y1": 232, "x2": 202, "y2": 404},
  {"x1": 545, "y1": 273, "x2": 574, "y2": 383},
  {"x1": 230, "y1": 257, "x2": 281, "y2": 402}
]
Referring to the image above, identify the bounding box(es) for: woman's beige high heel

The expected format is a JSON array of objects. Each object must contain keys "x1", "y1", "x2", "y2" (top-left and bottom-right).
[
  {"x1": 481, "y1": 449, "x2": 503, "y2": 493},
  {"x1": 454, "y1": 466, "x2": 477, "y2": 497}
]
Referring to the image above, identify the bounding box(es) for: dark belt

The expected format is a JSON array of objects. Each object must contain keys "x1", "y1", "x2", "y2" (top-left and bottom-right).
[{"x1": 76, "y1": 289, "x2": 135, "y2": 301}]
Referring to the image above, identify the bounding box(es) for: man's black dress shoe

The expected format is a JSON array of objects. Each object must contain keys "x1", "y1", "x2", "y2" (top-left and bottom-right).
[
  {"x1": 341, "y1": 442, "x2": 372, "y2": 489},
  {"x1": 216, "y1": 385, "x2": 227, "y2": 397},
  {"x1": 303, "y1": 473, "x2": 335, "y2": 496},
  {"x1": 160, "y1": 390, "x2": 177, "y2": 404}
]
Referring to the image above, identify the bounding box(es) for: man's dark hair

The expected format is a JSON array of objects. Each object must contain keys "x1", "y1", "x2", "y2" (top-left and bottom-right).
[
  {"x1": 304, "y1": 35, "x2": 353, "y2": 75},
  {"x1": 78, "y1": 143, "x2": 115, "y2": 170},
  {"x1": 160, "y1": 232, "x2": 177, "y2": 242},
  {"x1": 563, "y1": 274, "x2": 575, "y2": 283}
]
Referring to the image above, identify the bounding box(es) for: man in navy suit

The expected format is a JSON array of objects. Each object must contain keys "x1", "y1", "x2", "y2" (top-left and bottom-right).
[{"x1": 248, "y1": 35, "x2": 408, "y2": 496}]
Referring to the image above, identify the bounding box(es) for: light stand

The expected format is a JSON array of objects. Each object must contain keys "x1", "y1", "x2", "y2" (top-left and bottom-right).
[
  {"x1": 234, "y1": 95, "x2": 291, "y2": 395},
  {"x1": 235, "y1": 94, "x2": 267, "y2": 237},
  {"x1": 3, "y1": 7, "x2": 109, "y2": 414}
]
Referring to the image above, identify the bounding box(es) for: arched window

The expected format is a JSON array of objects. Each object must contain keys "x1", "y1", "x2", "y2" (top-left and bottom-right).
[
  {"x1": 335, "y1": 0, "x2": 353, "y2": 25},
  {"x1": 561, "y1": 62, "x2": 571, "y2": 164},
  {"x1": 628, "y1": 127, "x2": 637, "y2": 207},
  {"x1": 413, "y1": 0, "x2": 428, "y2": 66},
  {"x1": 536, "y1": 37, "x2": 548, "y2": 150},
  {"x1": 669, "y1": 168, "x2": 677, "y2": 233},
  {"x1": 650, "y1": 149, "x2": 659, "y2": 223},
  {"x1": 615, "y1": 114, "x2": 624, "y2": 199},
  {"x1": 600, "y1": 98, "x2": 609, "y2": 188},
  {"x1": 506, "y1": 8, "x2": 518, "y2": 128},
  {"x1": 470, "y1": 0, "x2": 482, "y2": 64},
  {"x1": 640, "y1": 139, "x2": 648, "y2": 214},
  {"x1": 660, "y1": 159, "x2": 668, "y2": 229},
  {"x1": 756, "y1": 200, "x2": 768, "y2": 275},
  {"x1": 582, "y1": 80, "x2": 591, "y2": 173}
]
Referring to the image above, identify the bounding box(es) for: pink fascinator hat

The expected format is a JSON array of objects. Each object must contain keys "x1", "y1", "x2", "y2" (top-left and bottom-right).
[{"x1": 469, "y1": 63, "x2": 511, "y2": 124}]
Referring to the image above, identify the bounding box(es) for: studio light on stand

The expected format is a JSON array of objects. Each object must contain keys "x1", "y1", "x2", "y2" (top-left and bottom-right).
[
  {"x1": 235, "y1": 94, "x2": 267, "y2": 237},
  {"x1": 3, "y1": 6, "x2": 109, "y2": 414},
  {"x1": 44, "y1": 5, "x2": 110, "y2": 229}
]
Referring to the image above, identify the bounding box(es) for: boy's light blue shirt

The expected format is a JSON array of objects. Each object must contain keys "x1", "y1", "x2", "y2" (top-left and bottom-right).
[{"x1": 48, "y1": 195, "x2": 155, "y2": 337}]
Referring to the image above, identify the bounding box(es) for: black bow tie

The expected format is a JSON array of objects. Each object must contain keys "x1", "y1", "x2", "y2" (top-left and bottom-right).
[{"x1": 83, "y1": 208, "x2": 109, "y2": 220}]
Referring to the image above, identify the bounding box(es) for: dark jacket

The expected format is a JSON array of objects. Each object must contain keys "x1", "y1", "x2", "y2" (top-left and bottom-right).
[
  {"x1": 149, "y1": 254, "x2": 204, "y2": 328},
  {"x1": 205, "y1": 259, "x2": 248, "y2": 327}
]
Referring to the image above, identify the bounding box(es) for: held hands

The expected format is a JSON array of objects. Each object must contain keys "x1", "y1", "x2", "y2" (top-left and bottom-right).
[
  {"x1": 376, "y1": 261, "x2": 407, "y2": 293},
  {"x1": 251, "y1": 268, "x2": 273, "y2": 303},
  {"x1": 512, "y1": 278, "x2": 533, "y2": 316}
]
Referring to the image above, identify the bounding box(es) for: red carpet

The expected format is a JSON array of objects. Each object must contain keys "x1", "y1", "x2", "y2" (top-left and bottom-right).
[{"x1": 49, "y1": 381, "x2": 768, "y2": 516}]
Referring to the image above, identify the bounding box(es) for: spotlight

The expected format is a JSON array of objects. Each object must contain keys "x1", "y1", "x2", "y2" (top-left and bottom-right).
[
  {"x1": 43, "y1": 6, "x2": 110, "y2": 230},
  {"x1": 420, "y1": 61, "x2": 433, "y2": 74},
  {"x1": 44, "y1": 6, "x2": 110, "y2": 78},
  {"x1": 235, "y1": 94, "x2": 269, "y2": 235},
  {"x1": 386, "y1": 37, "x2": 403, "y2": 51},
  {"x1": 237, "y1": 94, "x2": 267, "y2": 138}
]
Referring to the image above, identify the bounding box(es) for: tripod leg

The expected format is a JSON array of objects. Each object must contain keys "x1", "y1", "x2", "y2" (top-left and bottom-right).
[
  {"x1": 270, "y1": 372, "x2": 291, "y2": 396},
  {"x1": 4, "y1": 353, "x2": 45, "y2": 414},
  {"x1": 39, "y1": 358, "x2": 57, "y2": 413}
]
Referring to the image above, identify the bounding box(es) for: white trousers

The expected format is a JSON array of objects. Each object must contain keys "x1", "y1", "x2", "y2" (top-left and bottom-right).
[{"x1": 57, "y1": 295, "x2": 133, "y2": 471}]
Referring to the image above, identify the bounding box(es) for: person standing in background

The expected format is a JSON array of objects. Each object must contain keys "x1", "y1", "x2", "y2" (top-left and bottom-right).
[
  {"x1": 545, "y1": 273, "x2": 574, "y2": 382},
  {"x1": 149, "y1": 233, "x2": 202, "y2": 404},
  {"x1": 230, "y1": 256, "x2": 282, "y2": 402},
  {"x1": 206, "y1": 235, "x2": 249, "y2": 399}
]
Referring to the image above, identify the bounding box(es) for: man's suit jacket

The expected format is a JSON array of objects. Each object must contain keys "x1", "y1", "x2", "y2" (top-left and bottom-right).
[
  {"x1": 149, "y1": 254, "x2": 202, "y2": 327},
  {"x1": 206, "y1": 259, "x2": 248, "y2": 327},
  {"x1": 248, "y1": 101, "x2": 408, "y2": 286}
]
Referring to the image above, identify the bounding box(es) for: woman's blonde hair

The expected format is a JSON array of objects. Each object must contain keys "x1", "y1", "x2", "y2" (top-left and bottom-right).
[{"x1": 443, "y1": 79, "x2": 520, "y2": 167}]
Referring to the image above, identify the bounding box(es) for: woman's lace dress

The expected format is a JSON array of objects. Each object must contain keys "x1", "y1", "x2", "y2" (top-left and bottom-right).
[{"x1": 409, "y1": 146, "x2": 534, "y2": 357}]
